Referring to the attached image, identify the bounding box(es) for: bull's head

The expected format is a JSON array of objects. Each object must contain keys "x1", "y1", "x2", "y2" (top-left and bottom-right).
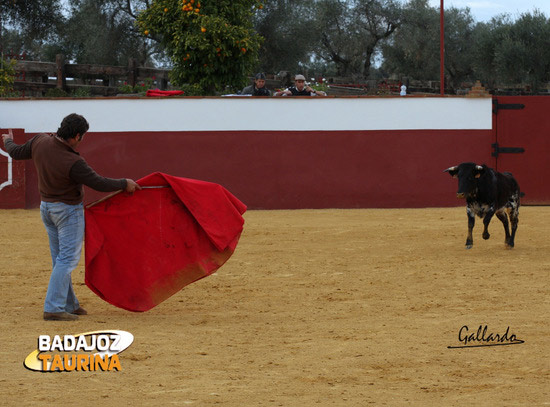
[{"x1": 444, "y1": 162, "x2": 485, "y2": 199}]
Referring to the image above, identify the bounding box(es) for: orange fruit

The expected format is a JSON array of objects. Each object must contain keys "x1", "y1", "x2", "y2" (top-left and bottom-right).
[{"x1": 201, "y1": 27, "x2": 206, "y2": 32}]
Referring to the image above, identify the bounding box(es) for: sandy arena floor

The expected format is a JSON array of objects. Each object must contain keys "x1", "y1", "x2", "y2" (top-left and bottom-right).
[{"x1": 0, "y1": 207, "x2": 548, "y2": 406}]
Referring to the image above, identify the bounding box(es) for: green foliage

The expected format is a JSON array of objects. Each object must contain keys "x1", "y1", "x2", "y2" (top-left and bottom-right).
[
  {"x1": 253, "y1": 0, "x2": 318, "y2": 74},
  {"x1": 117, "y1": 77, "x2": 156, "y2": 94},
  {"x1": 177, "y1": 83, "x2": 204, "y2": 96},
  {"x1": 71, "y1": 87, "x2": 92, "y2": 97},
  {"x1": 0, "y1": 59, "x2": 17, "y2": 97},
  {"x1": 308, "y1": 80, "x2": 330, "y2": 94},
  {"x1": 137, "y1": 0, "x2": 263, "y2": 94},
  {"x1": 45, "y1": 88, "x2": 69, "y2": 97},
  {"x1": 493, "y1": 11, "x2": 550, "y2": 92},
  {"x1": 314, "y1": 0, "x2": 403, "y2": 79},
  {"x1": 0, "y1": 0, "x2": 64, "y2": 39},
  {"x1": 0, "y1": 0, "x2": 64, "y2": 61},
  {"x1": 381, "y1": 0, "x2": 478, "y2": 91},
  {"x1": 381, "y1": 0, "x2": 439, "y2": 81},
  {"x1": 59, "y1": 0, "x2": 154, "y2": 66}
]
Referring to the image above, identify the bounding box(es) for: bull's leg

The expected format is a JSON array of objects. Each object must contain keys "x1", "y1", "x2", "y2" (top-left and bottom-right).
[
  {"x1": 495, "y1": 210, "x2": 511, "y2": 246},
  {"x1": 466, "y1": 208, "x2": 475, "y2": 249},
  {"x1": 482, "y1": 208, "x2": 495, "y2": 240},
  {"x1": 507, "y1": 197, "x2": 520, "y2": 248}
]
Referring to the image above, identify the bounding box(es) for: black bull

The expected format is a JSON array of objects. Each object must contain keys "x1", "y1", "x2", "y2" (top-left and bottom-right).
[{"x1": 444, "y1": 162, "x2": 520, "y2": 249}]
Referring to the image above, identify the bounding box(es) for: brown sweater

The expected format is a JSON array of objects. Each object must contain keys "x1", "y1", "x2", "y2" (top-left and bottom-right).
[{"x1": 4, "y1": 134, "x2": 127, "y2": 204}]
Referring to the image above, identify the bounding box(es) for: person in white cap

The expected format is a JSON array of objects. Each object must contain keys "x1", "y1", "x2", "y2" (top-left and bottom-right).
[{"x1": 274, "y1": 74, "x2": 327, "y2": 97}]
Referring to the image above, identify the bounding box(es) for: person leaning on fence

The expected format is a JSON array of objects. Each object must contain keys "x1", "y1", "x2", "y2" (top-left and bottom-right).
[
  {"x1": 1, "y1": 114, "x2": 141, "y2": 321},
  {"x1": 274, "y1": 74, "x2": 327, "y2": 97},
  {"x1": 241, "y1": 73, "x2": 271, "y2": 96}
]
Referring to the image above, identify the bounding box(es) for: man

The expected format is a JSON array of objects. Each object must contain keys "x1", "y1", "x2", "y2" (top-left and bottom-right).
[
  {"x1": 241, "y1": 72, "x2": 271, "y2": 96},
  {"x1": 2, "y1": 113, "x2": 141, "y2": 321},
  {"x1": 274, "y1": 74, "x2": 327, "y2": 97}
]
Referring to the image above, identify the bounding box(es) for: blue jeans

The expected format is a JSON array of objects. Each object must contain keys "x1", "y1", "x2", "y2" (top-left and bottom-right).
[{"x1": 40, "y1": 201, "x2": 84, "y2": 313}]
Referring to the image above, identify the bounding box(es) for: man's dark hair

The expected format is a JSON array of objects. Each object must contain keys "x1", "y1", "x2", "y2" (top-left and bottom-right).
[{"x1": 57, "y1": 113, "x2": 89, "y2": 140}]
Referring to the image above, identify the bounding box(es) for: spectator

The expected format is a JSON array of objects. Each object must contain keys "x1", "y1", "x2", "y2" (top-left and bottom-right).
[
  {"x1": 274, "y1": 74, "x2": 327, "y2": 97},
  {"x1": 241, "y1": 73, "x2": 271, "y2": 96}
]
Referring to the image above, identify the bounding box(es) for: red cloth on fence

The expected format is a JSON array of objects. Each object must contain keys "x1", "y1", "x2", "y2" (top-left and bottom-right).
[
  {"x1": 145, "y1": 89, "x2": 184, "y2": 97},
  {"x1": 84, "y1": 172, "x2": 246, "y2": 312}
]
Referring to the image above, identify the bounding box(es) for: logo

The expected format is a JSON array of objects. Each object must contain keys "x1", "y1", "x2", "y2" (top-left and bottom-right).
[
  {"x1": 24, "y1": 330, "x2": 134, "y2": 372},
  {"x1": 447, "y1": 325, "x2": 524, "y2": 349}
]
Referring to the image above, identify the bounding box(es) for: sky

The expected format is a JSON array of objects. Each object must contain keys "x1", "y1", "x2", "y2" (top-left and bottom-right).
[{"x1": 428, "y1": 0, "x2": 550, "y2": 22}]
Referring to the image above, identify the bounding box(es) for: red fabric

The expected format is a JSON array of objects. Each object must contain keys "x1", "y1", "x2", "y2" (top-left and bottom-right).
[
  {"x1": 145, "y1": 89, "x2": 184, "y2": 97},
  {"x1": 84, "y1": 172, "x2": 246, "y2": 312}
]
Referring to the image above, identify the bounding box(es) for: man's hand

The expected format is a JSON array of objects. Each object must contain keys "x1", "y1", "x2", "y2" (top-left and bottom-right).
[
  {"x1": 2, "y1": 129, "x2": 13, "y2": 144},
  {"x1": 125, "y1": 179, "x2": 142, "y2": 193}
]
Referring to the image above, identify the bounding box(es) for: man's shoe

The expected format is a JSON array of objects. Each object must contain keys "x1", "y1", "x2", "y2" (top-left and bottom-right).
[
  {"x1": 72, "y1": 307, "x2": 88, "y2": 315},
  {"x1": 43, "y1": 312, "x2": 79, "y2": 321}
]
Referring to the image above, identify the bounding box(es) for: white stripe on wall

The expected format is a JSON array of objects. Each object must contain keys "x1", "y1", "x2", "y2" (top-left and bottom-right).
[{"x1": 0, "y1": 97, "x2": 492, "y2": 133}]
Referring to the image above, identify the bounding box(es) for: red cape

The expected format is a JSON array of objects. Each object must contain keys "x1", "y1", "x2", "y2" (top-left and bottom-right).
[
  {"x1": 145, "y1": 89, "x2": 184, "y2": 97},
  {"x1": 84, "y1": 173, "x2": 246, "y2": 312}
]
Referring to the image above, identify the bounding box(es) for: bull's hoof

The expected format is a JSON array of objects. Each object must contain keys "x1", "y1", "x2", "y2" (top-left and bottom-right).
[
  {"x1": 482, "y1": 231, "x2": 490, "y2": 240},
  {"x1": 466, "y1": 244, "x2": 473, "y2": 250},
  {"x1": 506, "y1": 240, "x2": 515, "y2": 249}
]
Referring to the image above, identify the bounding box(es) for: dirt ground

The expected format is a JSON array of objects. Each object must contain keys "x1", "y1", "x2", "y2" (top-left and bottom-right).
[{"x1": 0, "y1": 207, "x2": 548, "y2": 406}]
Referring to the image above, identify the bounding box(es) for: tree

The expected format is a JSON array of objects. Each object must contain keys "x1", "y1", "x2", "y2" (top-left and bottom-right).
[
  {"x1": 470, "y1": 16, "x2": 510, "y2": 90},
  {"x1": 355, "y1": 0, "x2": 402, "y2": 76},
  {"x1": 439, "y1": 6, "x2": 476, "y2": 91},
  {"x1": 314, "y1": 0, "x2": 360, "y2": 76},
  {"x1": 0, "y1": 0, "x2": 64, "y2": 39},
  {"x1": 315, "y1": 0, "x2": 402, "y2": 79},
  {"x1": 137, "y1": 0, "x2": 263, "y2": 94},
  {"x1": 381, "y1": 0, "x2": 477, "y2": 91},
  {"x1": 381, "y1": 0, "x2": 439, "y2": 81},
  {"x1": 493, "y1": 11, "x2": 550, "y2": 92},
  {"x1": 253, "y1": 0, "x2": 318, "y2": 75},
  {"x1": 0, "y1": 0, "x2": 64, "y2": 58},
  {"x1": 58, "y1": 0, "x2": 160, "y2": 66}
]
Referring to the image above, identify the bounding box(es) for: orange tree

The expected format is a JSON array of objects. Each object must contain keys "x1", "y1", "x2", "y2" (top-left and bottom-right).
[{"x1": 137, "y1": 0, "x2": 263, "y2": 94}]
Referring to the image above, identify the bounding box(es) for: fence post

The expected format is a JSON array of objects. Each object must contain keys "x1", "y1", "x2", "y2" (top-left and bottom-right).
[
  {"x1": 128, "y1": 58, "x2": 137, "y2": 87},
  {"x1": 56, "y1": 54, "x2": 66, "y2": 90},
  {"x1": 160, "y1": 75, "x2": 168, "y2": 90}
]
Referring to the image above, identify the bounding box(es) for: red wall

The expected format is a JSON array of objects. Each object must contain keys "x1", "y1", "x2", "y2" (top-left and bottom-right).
[
  {"x1": 18, "y1": 129, "x2": 492, "y2": 209},
  {"x1": 494, "y1": 96, "x2": 550, "y2": 205},
  {"x1": 4, "y1": 95, "x2": 549, "y2": 209}
]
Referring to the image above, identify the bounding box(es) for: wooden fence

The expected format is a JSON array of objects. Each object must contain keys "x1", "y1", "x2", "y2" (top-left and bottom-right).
[
  {"x1": 12, "y1": 55, "x2": 171, "y2": 97},
  {"x1": 10, "y1": 55, "x2": 544, "y2": 97}
]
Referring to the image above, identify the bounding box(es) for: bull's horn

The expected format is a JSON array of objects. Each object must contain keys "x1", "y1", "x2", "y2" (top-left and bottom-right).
[
  {"x1": 444, "y1": 166, "x2": 458, "y2": 173},
  {"x1": 476, "y1": 165, "x2": 483, "y2": 170}
]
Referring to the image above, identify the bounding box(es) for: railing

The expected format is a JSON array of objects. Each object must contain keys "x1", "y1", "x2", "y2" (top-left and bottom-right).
[{"x1": 11, "y1": 55, "x2": 171, "y2": 97}]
